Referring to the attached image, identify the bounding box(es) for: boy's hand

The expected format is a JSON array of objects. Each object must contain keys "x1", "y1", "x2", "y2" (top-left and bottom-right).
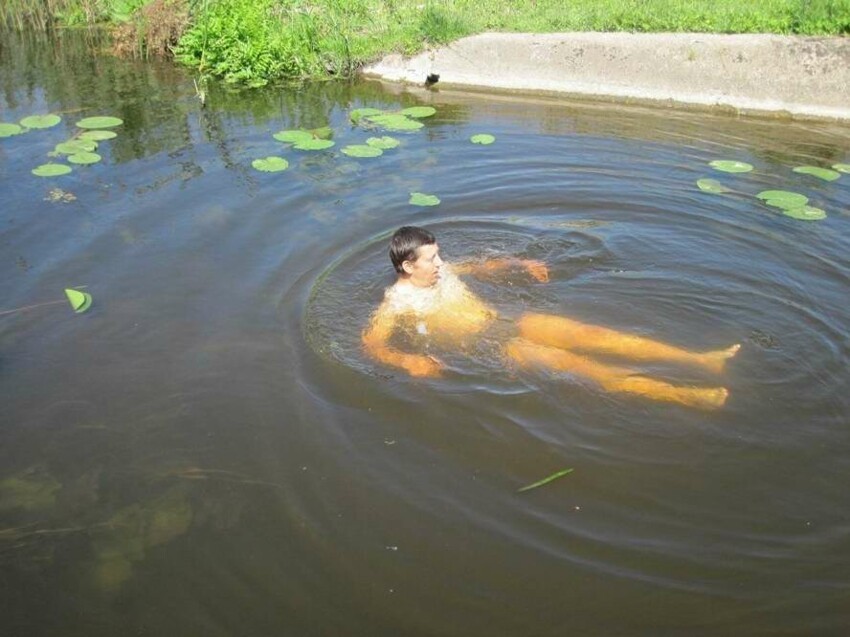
[
  {"x1": 404, "y1": 354, "x2": 443, "y2": 377},
  {"x1": 524, "y1": 259, "x2": 549, "y2": 282}
]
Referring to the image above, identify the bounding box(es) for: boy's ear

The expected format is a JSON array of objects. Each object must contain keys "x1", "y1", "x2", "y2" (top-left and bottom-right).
[{"x1": 401, "y1": 260, "x2": 414, "y2": 275}]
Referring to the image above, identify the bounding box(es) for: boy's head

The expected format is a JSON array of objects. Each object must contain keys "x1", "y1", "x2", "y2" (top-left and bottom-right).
[{"x1": 389, "y1": 226, "x2": 436, "y2": 273}]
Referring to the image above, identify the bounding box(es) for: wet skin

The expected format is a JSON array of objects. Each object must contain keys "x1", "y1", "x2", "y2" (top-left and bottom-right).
[{"x1": 363, "y1": 244, "x2": 739, "y2": 409}]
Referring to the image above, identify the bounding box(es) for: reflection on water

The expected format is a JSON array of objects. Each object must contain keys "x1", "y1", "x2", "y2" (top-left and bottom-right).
[{"x1": 2, "y1": 28, "x2": 850, "y2": 637}]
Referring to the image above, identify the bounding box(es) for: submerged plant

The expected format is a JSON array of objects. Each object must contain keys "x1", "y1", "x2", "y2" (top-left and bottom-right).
[
  {"x1": 696, "y1": 178, "x2": 730, "y2": 193},
  {"x1": 517, "y1": 467, "x2": 574, "y2": 493},
  {"x1": 366, "y1": 136, "x2": 400, "y2": 150}
]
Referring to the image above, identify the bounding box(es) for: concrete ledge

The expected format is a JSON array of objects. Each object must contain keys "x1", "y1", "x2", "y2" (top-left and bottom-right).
[{"x1": 363, "y1": 33, "x2": 850, "y2": 122}]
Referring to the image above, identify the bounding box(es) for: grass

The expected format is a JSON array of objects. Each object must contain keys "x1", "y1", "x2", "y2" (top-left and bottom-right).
[{"x1": 4, "y1": 0, "x2": 849, "y2": 85}]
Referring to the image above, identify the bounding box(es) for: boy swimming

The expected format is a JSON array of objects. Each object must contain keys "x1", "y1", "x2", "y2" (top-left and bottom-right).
[{"x1": 362, "y1": 226, "x2": 739, "y2": 409}]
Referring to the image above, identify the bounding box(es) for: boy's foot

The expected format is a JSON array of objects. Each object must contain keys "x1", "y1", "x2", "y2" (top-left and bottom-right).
[{"x1": 701, "y1": 344, "x2": 741, "y2": 374}]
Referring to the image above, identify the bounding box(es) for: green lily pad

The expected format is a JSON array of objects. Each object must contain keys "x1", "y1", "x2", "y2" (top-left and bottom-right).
[
  {"x1": 792, "y1": 166, "x2": 841, "y2": 181},
  {"x1": 20, "y1": 114, "x2": 61, "y2": 129},
  {"x1": 409, "y1": 192, "x2": 440, "y2": 207},
  {"x1": 80, "y1": 130, "x2": 117, "y2": 141},
  {"x1": 832, "y1": 163, "x2": 850, "y2": 174},
  {"x1": 310, "y1": 126, "x2": 333, "y2": 139},
  {"x1": 273, "y1": 129, "x2": 313, "y2": 143},
  {"x1": 0, "y1": 468, "x2": 61, "y2": 511},
  {"x1": 782, "y1": 205, "x2": 827, "y2": 221},
  {"x1": 32, "y1": 163, "x2": 72, "y2": 177},
  {"x1": 252, "y1": 156, "x2": 289, "y2": 172},
  {"x1": 0, "y1": 122, "x2": 23, "y2": 137},
  {"x1": 756, "y1": 190, "x2": 809, "y2": 209},
  {"x1": 366, "y1": 114, "x2": 424, "y2": 131},
  {"x1": 696, "y1": 178, "x2": 730, "y2": 194},
  {"x1": 470, "y1": 133, "x2": 496, "y2": 145},
  {"x1": 341, "y1": 144, "x2": 383, "y2": 158},
  {"x1": 366, "y1": 136, "x2": 399, "y2": 150},
  {"x1": 65, "y1": 288, "x2": 92, "y2": 313},
  {"x1": 350, "y1": 108, "x2": 384, "y2": 123},
  {"x1": 400, "y1": 106, "x2": 436, "y2": 118},
  {"x1": 68, "y1": 152, "x2": 102, "y2": 165},
  {"x1": 292, "y1": 138, "x2": 335, "y2": 151},
  {"x1": 76, "y1": 116, "x2": 123, "y2": 129},
  {"x1": 709, "y1": 160, "x2": 753, "y2": 173},
  {"x1": 55, "y1": 140, "x2": 98, "y2": 154}
]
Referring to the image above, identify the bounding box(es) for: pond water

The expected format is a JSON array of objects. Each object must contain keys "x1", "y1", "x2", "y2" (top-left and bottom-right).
[{"x1": 2, "y1": 29, "x2": 850, "y2": 636}]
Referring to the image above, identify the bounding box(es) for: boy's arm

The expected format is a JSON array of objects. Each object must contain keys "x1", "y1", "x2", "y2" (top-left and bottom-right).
[
  {"x1": 362, "y1": 302, "x2": 442, "y2": 377},
  {"x1": 453, "y1": 258, "x2": 549, "y2": 282}
]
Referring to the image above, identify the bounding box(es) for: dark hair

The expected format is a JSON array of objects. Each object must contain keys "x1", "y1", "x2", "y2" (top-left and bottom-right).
[{"x1": 389, "y1": 226, "x2": 436, "y2": 273}]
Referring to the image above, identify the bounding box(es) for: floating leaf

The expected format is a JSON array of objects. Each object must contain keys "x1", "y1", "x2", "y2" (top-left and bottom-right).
[
  {"x1": 366, "y1": 114, "x2": 424, "y2": 131},
  {"x1": 409, "y1": 192, "x2": 440, "y2": 206},
  {"x1": 366, "y1": 136, "x2": 400, "y2": 150},
  {"x1": 76, "y1": 116, "x2": 123, "y2": 129},
  {"x1": 55, "y1": 140, "x2": 98, "y2": 154},
  {"x1": 709, "y1": 160, "x2": 753, "y2": 173},
  {"x1": 696, "y1": 178, "x2": 730, "y2": 194},
  {"x1": 341, "y1": 144, "x2": 383, "y2": 158},
  {"x1": 400, "y1": 106, "x2": 436, "y2": 118},
  {"x1": 517, "y1": 468, "x2": 574, "y2": 493},
  {"x1": 252, "y1": 156, "x2": 289, "y2": 172},
  {"x1": 309, "y1": 126, "x2": 333, "y2": 139},
  {"x1": 792, "y1": 166, "x2": 841, "y2": 181},
  {"x1": 64, "y1": 288, "x2": 92, "y2": 313},
  {"x1": 292, "y1": 138, "x2": 335, "y2": 151},
  {"x1": 20, "y1": 114, "x2": 61, "y2": 129},
  {"x1": 32, "y1": 163, "x2": 72, "y2": 177},
  {"x1": 80, "y1": 130, "x2": 117, "y2": 141},
  {"x1": 273, "y1": 129, "x2": 313, "y2": 143},
  {"x1": 68, "y1": 152, "x2": 102, "y2": 165},
  {"x1": 470, "y1": 133, "x2": 496, "y2": 145},
  {"x1": 782, "y1": 205, "x2": 827, "y2": 221},
  {"x1": 756, "y1": 190, "x2": 809, "y2": 210},
  {"x1": 0, "y1": 122, "x2": 23, "y2": 137},
  {"x1": 833, "y1": 163, "x2": 850, "y2": 174},
  {"x1": 350, "y1": 107, "x2": 384, "y2": 123}
]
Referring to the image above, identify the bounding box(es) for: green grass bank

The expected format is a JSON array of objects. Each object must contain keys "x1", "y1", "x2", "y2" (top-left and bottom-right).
[{"x1": 3, "y1": 0, "x2": 850, "y2": 86}]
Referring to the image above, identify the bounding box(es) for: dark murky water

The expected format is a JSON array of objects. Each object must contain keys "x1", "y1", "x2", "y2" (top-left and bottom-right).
[{"x1": 2, "y1": 30, "x2": 850, "y2": 636}]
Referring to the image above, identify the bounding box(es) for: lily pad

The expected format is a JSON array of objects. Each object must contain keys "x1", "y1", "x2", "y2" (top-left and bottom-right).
[
  {"x1": 76, "y1": 116, "x2": 123, "y2": 129},
  {"x1": 400, "y1": 106, "x2": 436, "y2": 118},
  {"x1": 696, "y1": 178, "x2": 730, "y2": 194},
  {"x1": 366, "y1": 114, "x2": 424, "y2": 131},
  {"x1": 792, "y1": 166, "x2": 841, "y2": 181},
  {"x1": 252, "y1": 156, "x2": 289, "y2": 172},
  {"x1": 0, "y1": 468, "x2": 61, "y2": 511},
  {"x1": 756, "y1": 190, "x2": 809, "y2": 209},
  {"x1": 709, "y1": 160, "x2": 753, "y2": 173},
  {"x1": 782, "y1": 205, "x2": 827, "y2": 221},
  {"x1": 366, "y1": 136, "x2": 399, "y2": 150},
  {"x1": 55, "y1": 140, "x2": 98, "y2": 154},
  {"x1": 409, "y1": 192, "x2": 440, "y2": 207},
  {"x1": 80, "y1": 130, "x2": 117, "y2": 141},
  {"x1": 470, "y1": 134, "x2": 496, "y2": 145},
  {"x1": 273, "y1": 129, "x2": 313, "y2": 144},
  {"x1": 341, "y1": 144, "x2": 383, "y2": 158},
  {"x1": 20, "y1": 114, "x2": 61, "y2": 129},
  {"x1": 292, "y1": 138, "x2": 335, "y2": 151},
  {"x1": 68, "y1": 152, "x2": 102, "y2": 165},
  {"x1": 309, "y1": 126, "x2": 333, "y2": 139},
  {"x1": 350, "y1": 108, "x2": 384, "y2": 123},
  {"x1": 65, "y1": 288, "x2": 92, "y2": 313},
  {"x1": 0, "y1": 122, "x2": 23, "y2": 137},
  {"x1": 833, "y1": 163, "x2": 850, "y2": 174},
  {"x1": 32, "y1": 163, "x2": 72, "y2": 177}
]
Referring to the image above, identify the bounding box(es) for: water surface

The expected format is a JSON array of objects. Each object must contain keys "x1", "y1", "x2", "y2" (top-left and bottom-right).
[{"x1": 2, "y1": 29, "x2": 850, "y2": 636}]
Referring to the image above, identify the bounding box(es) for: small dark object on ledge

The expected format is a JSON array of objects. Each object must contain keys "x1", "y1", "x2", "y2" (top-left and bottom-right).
[{"x1": 425, "y1": 73, "x2": 440, "y2": 88}]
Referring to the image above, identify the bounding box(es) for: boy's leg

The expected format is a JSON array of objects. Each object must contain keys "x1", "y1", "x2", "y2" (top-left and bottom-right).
[
  {"x1": 506, "y1": 338, "x2": 728, "y2": 410},
  {"x1": 517, "y1": 313, "x2": 739, "y2": 374}
]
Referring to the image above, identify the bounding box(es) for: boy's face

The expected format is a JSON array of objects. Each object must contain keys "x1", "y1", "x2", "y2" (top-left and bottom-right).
[{"x1": 403, "y1": 243, "x2": 443, "y2": 288}]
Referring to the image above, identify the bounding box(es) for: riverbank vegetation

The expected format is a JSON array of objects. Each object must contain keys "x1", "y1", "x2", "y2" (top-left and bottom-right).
[{"x1": 3, "y1": 0, "x2": 849, "y2": 86}]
